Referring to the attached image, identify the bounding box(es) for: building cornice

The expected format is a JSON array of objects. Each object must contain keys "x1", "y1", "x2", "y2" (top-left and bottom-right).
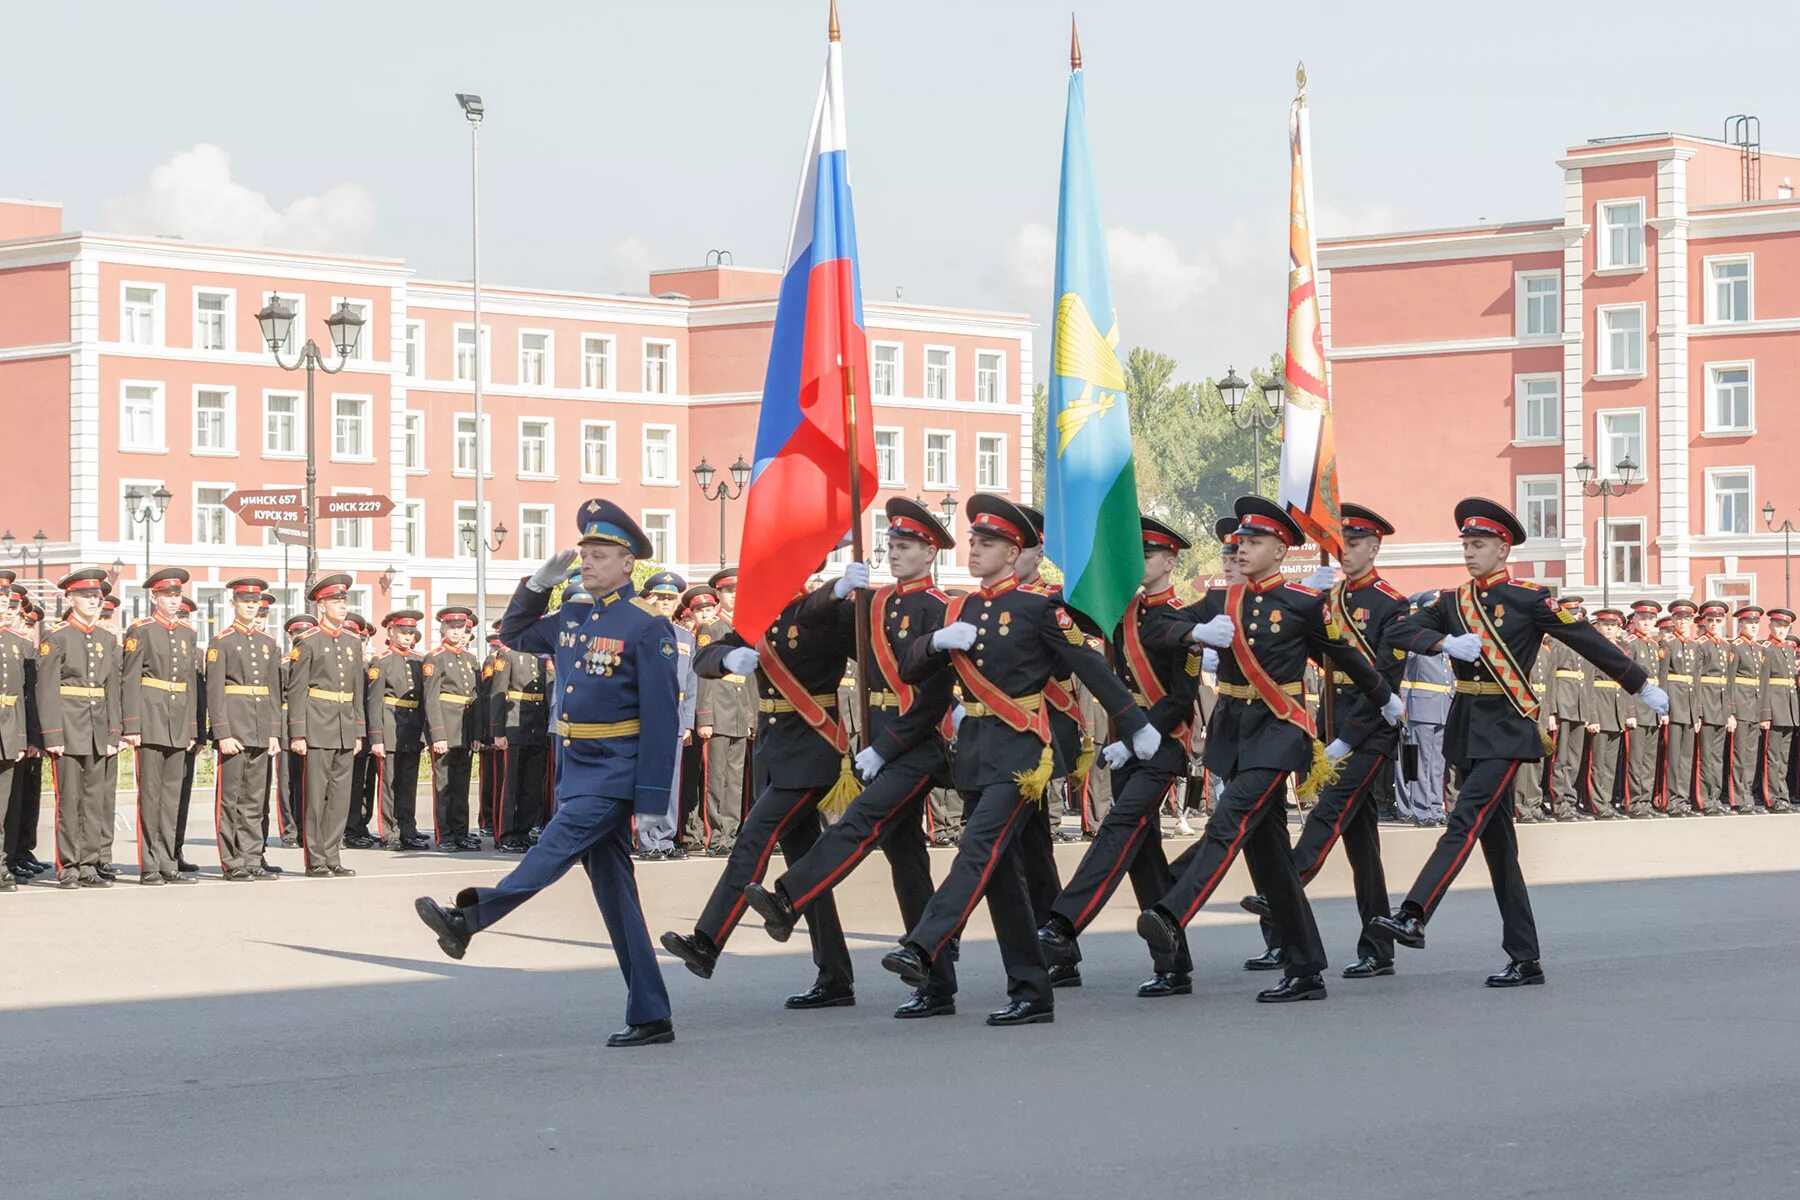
[
  {"x1": 1555, "y1": 144, "x2": 1698, "y2": 170},
  {"x1": 1687, "y1": 206, "x2": 1800, "y2": 239},
  {"x1": 1327, "y1": 332, "x2": 1574, "y2": 362},
  {"x1": 1320, "y1": 224, "x2": 1586, "y2": 270}
]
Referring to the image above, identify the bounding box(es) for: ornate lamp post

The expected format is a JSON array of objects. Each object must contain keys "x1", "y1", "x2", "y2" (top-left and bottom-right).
[
  {"x1": 1574, "y1": 454, "x2": 1640, "y2": 609},
  {"x1": 692, "y1": 454, "x2": 752, "y2": 566},
  {"x1": 1210, "y1": 365, "x2": 1284, "y2": 496}
]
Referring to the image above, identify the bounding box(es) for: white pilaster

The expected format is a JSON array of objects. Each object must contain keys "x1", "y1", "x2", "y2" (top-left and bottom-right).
[
  {"x1": 69, "y1": 249, "x2": 102, "y2": 549},
  {"x1": 1654, "y1": 151, "x2": 1695, "y2": 592},
  {"x1": 1561, "y1": 168, "x2": 1587, "y2": 590}
]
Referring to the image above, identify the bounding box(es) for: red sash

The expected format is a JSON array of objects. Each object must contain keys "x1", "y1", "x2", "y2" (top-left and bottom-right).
[
  {"x1": 1454, "y1": 581, "x2": 1539, "y2": 721},
  {"x1": 867, "y1": 585, "x2": 915, "y2": 713},
  {"x1": 752, "y1": 635, "x2": 849, "y2": 754},
  {"x1": 1226, "y1": 583, "x2": 1316, "y2": 737},
  {"x1": 945, "y1": 594, "x2": 1049, "y2": 743},
  {"x1": 1123, "y1": 597, "x2": 1194, "y2": 751}
]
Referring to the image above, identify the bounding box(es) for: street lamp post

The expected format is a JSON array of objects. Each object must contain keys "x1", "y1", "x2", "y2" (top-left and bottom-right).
[
  {"x1": 461, "y1": 521, "x2": 508, "y2": 558},
  {"x1": 1763, "y1": 501, "x2": 1796, "y2": 610},
  {"x1": 253, "y1": 294, "x2": 365, "y2": 602},
  {"x1": 1574, "y1": 455, "x2": 1640, "y2": 609},
  {"x1": 938, "y1": 493, "x2": 959, "y2": 572},
  {"x1": 123, "y1": 485, "x2": 173, "y2": 579},
  {"x1": 1210, "y1": 365, "x2": 1284, "y2": 496},
  {"x1": 456, "y1": 92, "x2": 490, "y2": 634},
  {"x1": 691, "y1": 455, "x2": 752, "y2": 566},
  {"x1": 1, "y1": 529, "x2": 49, "y2": 581}
]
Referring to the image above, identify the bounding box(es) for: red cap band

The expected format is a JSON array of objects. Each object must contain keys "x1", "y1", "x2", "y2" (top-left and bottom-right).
[
  {"x1": 1460, "y1": 516, "x2": 1512, "y2": 544},
  {"x1": 1344, "y1": 516, "x2": 1384, "y2": 535},
  {"x1": 314, "y1": 584, "x2": 348, "y2": 600},
  {"x1": 971, "y1": 513, "x2": 1023, "y2": 543},
  {"x1": 1142, "y1": 530, "x2": 1180, "y2": 549},
  {"x1": 888, "y1": 516, "x2": 940, "y2": 545}
]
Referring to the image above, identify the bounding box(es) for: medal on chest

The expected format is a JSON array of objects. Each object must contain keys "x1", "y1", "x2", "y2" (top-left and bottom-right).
[
  {"x1": 897, "y1": 613, "x2": 910, "y2": 639},
  {"x1": 786, "y1": 624, "x2": 800, "y2": 650},
  {"x1": 999, "y1": 611, "x2": 1012, "y2": 637},
  {"x1": 584, "y1": 636, "x2": 625, "y2": 676}
]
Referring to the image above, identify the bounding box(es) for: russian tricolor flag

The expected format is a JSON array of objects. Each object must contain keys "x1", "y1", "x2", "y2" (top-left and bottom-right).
[{"x1": 734, "y1": 26, "x2": 875, "y2": 639}]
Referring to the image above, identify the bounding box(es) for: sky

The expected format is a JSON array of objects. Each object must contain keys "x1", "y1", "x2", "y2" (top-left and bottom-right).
[{"x1": 7, "y1": 0, "x2": 1800, "y2": 383}]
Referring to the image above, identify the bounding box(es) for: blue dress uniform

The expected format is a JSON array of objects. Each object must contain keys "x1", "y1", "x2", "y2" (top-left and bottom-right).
[{"x1": 416, "y1": 501, "x2": 679, "y2": 1042}]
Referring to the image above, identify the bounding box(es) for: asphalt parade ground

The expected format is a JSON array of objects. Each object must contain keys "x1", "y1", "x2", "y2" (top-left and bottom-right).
[{"x1": 5, "y1": 810, "x2": 1798, "y2": 1200}]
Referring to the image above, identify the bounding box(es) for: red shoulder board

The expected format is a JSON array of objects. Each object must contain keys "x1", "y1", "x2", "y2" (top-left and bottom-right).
[
  {"x1": 1286, "y1": 583, "x2": 1320, "y2": 597},
  {"x1": 1374, "y1": 580, "x2": 1406, "y2": 602},
  {"x1": 926, "y1": 587, "x2": 950, "y2": 604}
]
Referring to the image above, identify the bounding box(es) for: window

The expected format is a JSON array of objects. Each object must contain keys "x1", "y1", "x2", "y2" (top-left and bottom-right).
[
  {"x1": 925, "y1": 347, "x2": 952, "y2": 401},
  {"x1": 263, "y1": 392, "x2": 300, "y2": 456},
  {"x1": 519, "y1": 418, "x2": 552, "y2": 477},
  {"x1": 454, "y1": 325, "x2": 489, "y2": 382},
  {"x1": 1706, "y1": 468, "x2": 1752, "y2": 535},
  {"x1": 643, "y1": 340, "x2": 674, "y2": 395},
  {"x1": 402, "y1": 411, "x2": 425, "y2": 471},
  {"x1": 925, "y1": 430, "x2": 954, "y2": 487},
  {"x1": 1706, "y1": 256, "x2": 1751, "y2": 324},
  {"x1": 519, "y1": 505, "x2": 551, "y2": 561},
  {"x1": 642, "y1": 425, "x2": 675, "y2": 484},
  {"x1": 1596, "y1": 410, "x2": 1644, "y2": 478},
  {"x1": 122, "y1": 284, "x2": 162, "y2": 346},
  {"x1": 195, "y1": 290, "x2": 232, "y2": 352},
  {"x1": 581, "y1": 335, "x2": 614, "y2": 390},
  {"x1": 1705, "y1": 574, "x2": 1755, "y2": 608},
  {"x1": 872, "y1": 343, "x2": 901, "y2": 399},
  {"x1": 1605, "y1": 519, "x2": 1645, "y2": 586},
  {"x1": 1518, "y1": 477, "x2": 1560, "y2": 541},
  {"x1": 333, "y1": 488, "x2": 369, "y2": 551},
  {"x1": 399, "y1": 500, "x2": 424, "y2": 558},
  {"x1": 976, "y1": 352, "x2": 1004, "y2": 404},
  {"x1": 1516, "y1": 272, "x2": 1560, "y2": 337},
  {"x1": 1597, "y1": 305, "x2": 1644, "y2": 375},
  {"x1": 1706, "y1": 363, "x2": 1753, "y2": 433},
  {"x1": 332, "y1": 395, "x2": 370, "y2": 460},
  {"x1": 641, "y1": 511, "x2": 675, "y2": 563},
  {"x1": 121, "y1": 383, "x2": 165, "y2": 451},
  {"x1": 333, "y1": 299, "x2": 372, "y2": 361},
  {"x1": 519, "y1": 331, "x2": 551, "y2": 387},
  {"x1": 1515, "y1": 375, "x2": 1560, "y2": 443},
  {"x1": 580, "y1": 420, "x2": 617, "y2": 481},
  {"x1": 193, "y1": 387, "x2": 233, "y2": 453},
  {"x1": 454, "y1": 414, "x2": 492, "y2": 475},
  {"x1": 976, "y1": 433, "x2": 1005, "y2": 489},
  {"x1": 874, "y1": 427, "x2": 903, "y2": 486},
  {"x1": 1598, "y1": 199, "x2": 1644, "y2": 270},
  {"x1": 403, "y1": 322, "x2": 424, "y2": 379},
  {"x1": 194, "y1": 485, "x2": 230, "y2": 546}
]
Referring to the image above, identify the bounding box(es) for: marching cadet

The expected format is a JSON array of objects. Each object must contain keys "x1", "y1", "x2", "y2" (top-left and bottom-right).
[
  {"x1": 1370, "y1": 498, "x2": 1666, "y2": 985},
  {"x1": 206, "y1": 578, "x2": 284, "y2": 880},
  {"x1": 286, "y1": 574, "x2": 365, "y2": 878},
  {"x1": 1761, "y1": 608, "x2": 1799, "y2": 814},
  {"x1": 1134, "y1": 498, "x2": 1398, "y2": 1003},
  {"x1": 1694, "y1": 600, "x2": 1734, "y2": 815},
  {"x1": 1546, "y1": 596, "x2": 1593, "y2": 820},
  {"x1": 37, "y1": 569, "x2": 124, "y2": 888},
  {"x1": 741, "y1": 498, "x2": 962, "y2": 1018},
  {"x1": 366, "y1": 610, "x2": 431, "y2": 850},
  {"x1": 1581, "y1": 609, "x2": 1630, "y2": 820},
  {"x1": 273, "y1": 613, "x2": 316, "y2": 847},
  {"x1": 1509, "y1": 630, "x2": 1552, "y2": 823},
  {"x1": 488, "y1": 600, "x2": 555, "y2": 854},
  {"x1": 631, "y1": 570, "x2": 691, "y2": 859},
  {"x1": 1658, "y1": 604, "x2": 1704, "y2": 816},
  {"x1": 1728, "y1": 604, "x2": 1767, "y2": 812},
  {"x1": 693, "y1": 567, "x2": 753, "y2": 855},
  {"x1": 424, "y1": 607, "x2": 482, "y2": 851},
  {"x1": 878, "y1": 494, "x2": 1152, "y2": 1025},
  {"x1": 1034, "y1": 515, "x2": 1201, "y2": 997},
  {"x1": 343, "y1": 614, "x2": 380, "y2": 848},
  {"x1": 414, "y1": 500, "x2": 681, "y2": 1047},
  {"x1": 1621, "y1": 601, "x2": 1665, "y2": 818},
  {"x1": 0, "y1": 580, "x2": 38, "y2": 893},
  {"x1": 121, "y1": 567, "x2": 202, "y2": 883}
]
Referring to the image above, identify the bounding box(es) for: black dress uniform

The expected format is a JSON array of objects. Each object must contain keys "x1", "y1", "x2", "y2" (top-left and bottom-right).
[
  {"x1": 489, "y1": 637, "x2": 552, "y2": 849},
  {"x1": 37, "y1": 569, "x2": 123, "y2": 887},
  {"x1": 1728, "y1": 607, "x2": 1767, "y2": 812},
  {"x1": 121, "y1": 568, "x2": 201, "y2": 883},
  {"x1": 476, "y1": 629, "x2": 504, "y2": 837},
  {"x1": 5, "y1": 592, "x2": 48, "y2": 879},
  {"x1": 366, "y1": 610, "x2": 429, "y2": 849},
  {"x1": 206, "y1": 579, "x2": 284, "y2": 878},
  {"x1": 343, "y1": 615, "x2": 380, "y2": 846},
  {"x1": 274, "y1": 614, "x2": 315, "y2": 845},
  {"x1": 1760, "y1": 610, "x2": 1799, "y2": 813},
  {"x1": 1373, "y1": 498, "x2": 1655, "y2": 982},
  {"x1": 0, "y1": 593, "x2": 39, "y2": 892},
  {"x1": 286, "y1": 575, "x2": 365, "y2": 876},
  {"x1": 424, "y1": 608, "x2": 482, "y2": 850},
  {"x1": 1659, "y1": 603, "x2": 1702, "y2": 817},
  {"x1": 1694, "y1": 602, "x2": 1734, "y2": 815},
  {"x1": 1619, "y1": 603, "x2": 1665, "y2": 817}
]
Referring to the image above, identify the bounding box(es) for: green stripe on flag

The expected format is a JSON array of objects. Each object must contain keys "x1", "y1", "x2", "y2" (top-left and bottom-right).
[{"x1": 1065, "y1": 467, "x2": 1141, "y2": 631}]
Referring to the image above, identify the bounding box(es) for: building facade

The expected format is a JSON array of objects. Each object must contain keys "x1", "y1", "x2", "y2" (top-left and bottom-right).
[
  {"x1": 0, "y1": 200, "x2": 1032, "y2": 633},
  {"x1": 1323, "y1": 129, "x2": 1800, "y2": 607}
]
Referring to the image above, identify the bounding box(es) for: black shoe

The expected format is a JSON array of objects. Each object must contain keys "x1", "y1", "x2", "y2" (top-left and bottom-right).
[
  {"x1": 0, "y1": 873, "x2": 15, "y2": 892},
  {"x1": 162, "y1": 872, "x2": 199, "y2": 885},
  {"x1": 1257, "y1": 974, "x2": 1327, "y2": 1003},
  {"x1": 1239, "y1": 893, "x2": 1272, "y2": 919},
  {"x1": 785, "y1": 982, "x2": 855, "y2": 1010},
  {"x1": 343, "y1": 835, "x2": 377, "y2": 849},
  {"x1": 1051, "y1": 827, "x2": 1081, "y2": 843},
  {"x1": 743, "y1": 881, "x2": 798, "y2": 943},
  {"x1": 1137, "y1": 971, "x2": 1193, "y2": 998},
  {"x1": 258, "y1": 859, "x2": 284, "y2": 874},
  {"x1": 95, "y1": 865, "x2": 119, "y2": 881},
  {"x1": 57, "y1": 873, "x2": 81, "y2": 890},
  {"x1": 328, "y1": 866, "x2": 356, "y2": 877},
  {"x1": 1243, "y1": 946, "x2": 1287, "y2": 971},
  {"x1": 415, "y1": 896, "x2": 473, "y2": 960},
  {"x1": 280, "y1": 836, "x2": 299, "y2": 848},
  {"x1": 138, "y1": 873, "x2": 165, "y2": 887},
  {"x1": 985, "y1": 1000, "x2": 1054, "y2": 1027},
  {"x1": 1035, "y1": 918, "x2": 1082, "y2": 967},
  {"x1": 1341, "y1": 956, "x2": 1395, "y2": 979},
  {"x1": 1366, "y1": 912, "x2": 1425, "y2": 950},
  {"x1": 880, "y1": 944, "x2": 931, "y2": 989},
  {"x1": 223, "y1": 867, "x2": 253, "y2": 882},
  {"x1": 80, "y1": 875, "x2": 112, "y2": 889},
  {"x1": 606, "y1": 1018, "x2": 674, "y2": 1048},
  {"x1": 1485, "y1": 959, "x2": 1545, "y2": 987},
  {"x1": 706, "y1": 844, "x2": 732, "y2": 857},
  {"x1": 664, "y1": 847, "x2": 689, "y2": 860},
  {"x1": 248, "y1": 867, "x2": 279, "y2": 881},
  {"x1": 305, "y1": 867, "x2": 332, "y2": 878},
  {"x1": 456, "y1": 836, "x2": 482, "y2": 852},
  {"x1": 400, "y1": 834, "x2": 432, "y2": 851},
  {"x1": 1048, "y1": 964, "x2": 1083, "y2": 989},
  {"x1": 1136, "y1": 908, "x2": 1181, "y2": 956},
  {"x1": 496, "y1": 839, "x2": 529, "y2": 854},
  {"x1": 476, "y1": 826, "x2": 493, "y2": 839},
  {"x1": 659, "y1": 930, "x2": 719, "y2": 980},
  {"x1": 437, "y1": 841, "x2": 463, "y2": 853},
  {"x1": 894, "y1": 991, "x2": 956, "y2": 1019}
]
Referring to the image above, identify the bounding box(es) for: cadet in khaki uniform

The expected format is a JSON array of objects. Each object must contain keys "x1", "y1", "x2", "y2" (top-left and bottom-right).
[
  {"x1": 274, "y1": 613, "x2": 315, "y2": 846},
  {"x1": 425, "y1": 606, "x2": 482, "y2": 851},
  {"x1": 286, "y1": 574, "x2": 365, "y2": 877},
  {"x1": 694, "y1": 568, "x2": 753, "y2": 855},
  {"x1": 488, "y1": 611, "x2": 554, "y2": 853},
  {"x1": 1659, "y1": 601, "x2": 1702, "y2": 817},
  {"x1": 1760, "y1": 608, "x2": 1799, "y2": 813},
  {"x1": 1619, "y1": 601, "x2": 1664, "y2": 817},
  {"x1": 207, "y1": 578, "x2": 285, "y2": 879},
  {"x1": 1546, "y1": 597, "x2": 1592, "y2": 820},
  {"x1": 1693, "y1": 601, "x2": 1734, "y2": 814},
  {"x1": 1728, "y1": 605, "x2": 1768, "y2": 812},
  {"x1": 343, "y1": 614, "x2": 381, "y2": 847},
  {"x1": 121, "y1": 567, "x2": 202, "y2": 883},
  {"x1": 0, "y1": 581, "x2": 38, "y2": 893},
  {"x1": 37, "y1": 569, "x2": 124, "y2": 888},
  {"x1": 1581, "y1": 609, "x2": 1629, "y2": 820},
  {"x1": 1510, "y1": 635, "x2": 1552, "y2": 822},
  {"x1": 366, "y1": 610, "x2": 430, "y2": 850}
]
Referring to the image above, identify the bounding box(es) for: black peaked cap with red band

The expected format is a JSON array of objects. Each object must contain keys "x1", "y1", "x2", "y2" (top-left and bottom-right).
[
  {"x1": 1232, "y1": 496, "x2": 1304, "y2": 547},
  {"x1": 707, "y1": 566, "x2": 738, "y2": 590},
  {"x1": 225, "y1": 576, "x2": 269, "y2": 596},
  {"x1": 144, "y1": 566, "x2": 190, "y2": 593},
  {"x1": 966, "y1": 493, "x2": 1039, "y2": 549},
  {"x1": 884, "y1": 496, "x2": 951, "y2": 549},
  {"x1": 1214, "y1": 516, "x2": 1239, "y2": 553},
  {"x1": 1140, "y1": 515, "x2": 1190, "y2": 553},
  {"x1": 308, "y1": 572, "x2": 353, "y2": 603},
  {"x1": 1340, "y1": 503, "x2": 1395, "y2": 539},
  {"x1": 1453, "y1": 496, "x2": 1528, "y2": 547},
  {"x1": 382, "y1": 609, "x2": 424, "y2": 629}
]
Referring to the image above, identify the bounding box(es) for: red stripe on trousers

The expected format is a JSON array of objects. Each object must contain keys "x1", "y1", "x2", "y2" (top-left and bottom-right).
[
  {"x1": 50, "y1": 756, "x2": 63, "y2": 872},
  {"x1": 1179, "y1": 772, "x2": 1287, "y2": 925},
  {"x1": 1072, "y1": 812, "x2": 1149, "y2": 928},
  {"x1": 1421, "y1": 761, "x2": 1520, "y2": 914},
  {"x1": 714, "y1": 788, "x2": 817, "y2": 941},
  {"x1": 791, "y1": 776, "x2": 933, "y2": 910},
  {"x1": 1297, "y1": 755, "x2": 1384, "y2": 883},
  {"x1": 931, "y1": 793, "x2": 1033, "y2": 957}
]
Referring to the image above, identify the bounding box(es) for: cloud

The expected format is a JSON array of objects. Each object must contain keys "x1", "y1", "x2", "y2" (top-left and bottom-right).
[{"x1": 102, "y1": 144, "x2": 375, "y2": 252}]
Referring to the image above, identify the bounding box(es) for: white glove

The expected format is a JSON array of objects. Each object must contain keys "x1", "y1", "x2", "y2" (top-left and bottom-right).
[
  {"x1": 949, "y1": 705, "x2": 966, "y2": 735},
  {"x1": 1201, "y1": 648, "x2": 1219, "y2": 675},
  {"x1": 528, "y1": 549, "x2": 578, "y2": 592},
  {"x1": 1440, "y1": 632, "x2": 1484, "y2": 663},
  {"x1": 1130, "y1": 724, "x2": 1162, "y2": 760},
  {"x1": 1189, "y1": 614, "x2": 1236, "y2": 649},
  {"x1": 721, "y1": 646, "x2": 760, "y2": 676},
  {"x1": 1381, "y1": 693, "x2": 1405, "y2": 726},
  {"x1": 854, "y1": 745, "x2": 885, "y2": 781},
  {"x1": 1303, "y1": 564, "x2": 1340, "y2": 590},
  {"x1": 932, "y1": 622, "x2": 978, "y2": 652},
  {"x1": 833, "y1": 561, "x2": 871, "y2": 599},
  {"x1": 1324, "y1": 738, "x2": 1352, "y2": 761},
  {"x1": 1101, "y1": 740, "x2": 1131, "y2": 770},
  {"x1": 1637, "y1": 683, "x2": 1670, "y2": 716}
]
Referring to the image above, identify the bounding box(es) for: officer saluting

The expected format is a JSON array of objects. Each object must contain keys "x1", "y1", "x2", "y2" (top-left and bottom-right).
[
  {"x1": 38, "y1": 569, "x2": 124, "y2": 889},
  {"x1": 121, "y1": 567, "x2": 201, "y2": 885},
  {"x1": 1370, "y1": 498, "x2": 1667, "y2": 985},
  {"x1": 206, "y1": 578, "x2": 284, "y2": 880},
  {"x1": 287, "y1": 573, "x2": 365, "y2": 878},
  {"x1": 414, "y1": 499, "x2": 680, "y2": 1048}
]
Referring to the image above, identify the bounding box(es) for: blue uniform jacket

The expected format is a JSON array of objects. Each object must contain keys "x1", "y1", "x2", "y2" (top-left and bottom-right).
[{"x1": 499, "y1": 579, "x2": 680, "y2": 815}]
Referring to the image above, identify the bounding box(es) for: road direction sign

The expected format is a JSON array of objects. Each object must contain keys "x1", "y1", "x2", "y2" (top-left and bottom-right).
[{"x1": 318, "y1": 494, "x2": 395, "y2": 519}]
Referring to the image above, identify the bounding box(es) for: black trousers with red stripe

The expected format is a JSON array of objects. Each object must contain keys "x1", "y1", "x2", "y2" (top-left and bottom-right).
[
  {"x1": 904, "y1": 781, "x2": 1051, "y2": 1006},
  {"x1": 774, "y1": 745, "x2": 957, "y2": 999},
  {"x1": 1256, "y1": 746, "x2": 1393, "y2": 964},
  {"x1": 1399, "y1": 756, "x2": 1539, "y2": 964},
  {"x1": 693, "y1": 783, "x2": 851, "y2": 988},
  {"x1": 500, "y1": 743, "x2": 550, "y2": 842},
  {"x1": 1050, "y1": 753, "x2": 1192, "y2": 976},
  {"x1": 1152, "y1": 767, "x2": 1326, "y2": 979}
]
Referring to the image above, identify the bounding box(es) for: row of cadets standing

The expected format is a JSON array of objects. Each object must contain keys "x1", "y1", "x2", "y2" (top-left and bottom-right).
[
  {"x1": 632, "y1": 570, "x2": 695, "y2": 859},
  {"x1": 364, "y1": 608, "x2": 432, "y2": 851},
  {"x1": 688, "y1": 567, "x2": 754, "y2": 856}
]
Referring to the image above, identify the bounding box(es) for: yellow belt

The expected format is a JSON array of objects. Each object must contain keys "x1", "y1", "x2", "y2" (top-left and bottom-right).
[
  {"x1": 505, "y1": 689, "x2": 544, "y2": 702},
  {"x1": 437, "y1": 693, "x2": 473, "y2": 706},
  {"x1": 962, "y1": 692, "x2": 1045, "y2": 719},
  {"x1": 307, "y1": 688, "x2": 355, "y2": 702},
  {"x1": 223, "y1": 685, "x2": 270, "y2": 696},
  {"x1": 1595, "y1": 680, "x2": 1621, "y2": 690},
  {"x1": 1700, "y1": 676, "x2": 1727, "y2": 684},
  {"x1": 722, "y1": 673, "x2": 747, "y2": 684},
  {"x1": 60, "y1": 685, "x2": 106, "y2": 697},
  {"x1": 0, "y1": 695, "x2": 16, "y2": 707},
  {"x1": 1664, "y1": 674, "x2": 1692, "y2": 683},
  {"x1": 1555, "y1": 670, "x2": 1585, "y2": 679},
  {"x1": 383, "y1": 696, "x2": 420, "y2": 709},
  {"x1": 1454, "y1": 680, "x2": 1508, "y2": 695},
  {"x1": 1215, "y1": 680, "x2": 1305, "y2": 701},
  {"x1": 868, "y1": 690, "x2": 904, "y2": 710},
  {"x1": 1733, "y1": 677, "x2": 1762, "y2": 686},
  {"x1": 556, "y1": 718, "x2": 640, "y2": 739},
  {"x1": 141, "y1": 677, "x2": 188, "y2": 693},
  {"x1": 1771, "y1": 679, "x2": 1797, "y2": 688},
  {"x1": 758, "y1": 693, "x2": 837, "y2": 714},
  {"x1": 1401, "y1": 681, "x2": 1452, "y2": 693}
]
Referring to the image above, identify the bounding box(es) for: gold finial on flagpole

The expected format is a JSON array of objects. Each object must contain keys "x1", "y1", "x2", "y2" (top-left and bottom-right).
[
  {"x1": 829, "y1": 0, "x2": 840, "y2": 42},
  {"x1": 1071, "y1": 14, "x2": 1082, "y2": 71},
  {"x1": 1295, "y1": 61, "x2": 1307, "y2": 96}
]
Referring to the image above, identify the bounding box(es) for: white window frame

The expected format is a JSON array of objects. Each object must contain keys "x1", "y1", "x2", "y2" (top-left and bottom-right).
[
  {"x1": 976, "y1": 432, "x2": 1007, "y2": 491},
  {"x1": 191, "y1": 384, "x2": 237, "y2": 456},
  {"x1": 517, "y1": 503, "x2": 554, "y2": 562},
  {"x1": 120, "y1": 281, "x2": 166, "y2": 347},
  {"x1": 193, "y1": 288, "x2": 234, "y2": 353},
  {"x1": 976, "y1": 350, "x2": 1005, "y2": 405},
  {"x1": 1602, "y1": 517, "x2": 1647, "y2": 587},
  {"x1": 401, "y1": 410, "x2": 426, "y2": 473},
  {"x1": 1702, "y1": 254, "x2": 1753, "y2": 325},
  {"x1": 579, "y1": 419, "x2": 619, "y2": 483},
  {"x1": 580, "y1": 333, "x2": 615, "y2": 392},
  {"x1": 453, "y1": 323, "x2": 491, "y2": 384},
  {"x1": 1593, "y1": 408, "x2": 1646, "y2": 481},
  {"x1": 640, "y1": 509, "x2": 676, "y2": 564},
  {"x1": 871, "y1": 342, "x2": 903, "y2": 400},
  {"x1": 1704, "y1": 573, "x2": 1756, "y2": 608},
  {"x1": 641, "y1": 423, "x2": 677, "y2": 486},
  {"x1": 642, "y1": 339, "x2": 676, "y2": 396},
  {"x1": 1704, "y1": 466, "x2": 1755, "y2": 536},
  {"x1": 402, "y1": 321, "x2": 425, "y2": 380},
  {"x1": 398, "y1": 499, "x2": 425, "y2": 559},
  {"x1": 120, "y1": 478, "x2": 168, "y2": 548},
  {"x1": 923, "y1": 428, "x2": 956, "y2": 490},
  {"x1": 874, "y1": 426, "x2": 904, "y2": 487},
  {"x1": 1702, "y1": 360, "x2": 1755, "y2": 435},
  {"x1": 330, "y1": 485, "x2": 372, "y2": 551},
  {"x1": 193, "y1": 480, "x2": 235, "y2": 548},
  {"x1": 453, "y1": 411, "x2": 493, "y2": 477},
  {"x1": 1514, "y1": 270, "x2": 1560, "y2": 338},
  {"x1": 924, "y1": 345, "x2": 954, "y2": 402},
  {"x1": 260, "y1": 291, "x2": 305, "y2": 357},
  {"x1": 1597, "y1": 198, "x2": 1646, "y2": 272},
  {"x1": 261, "y1": 389, "x2": 303, "y2": 459},
  {"x1": 518, "y1": 328, "x2": 554, "y2": 388},
  {"x1": 1595, "y1": 303, "x2": 1646, "y2": 378},
  {"x1": 329, "y1": 296, "x2": 374, "y2": 363},
  {"x1": 517, "y1": 415, "x2": 554, "y2": 480},
  {"x1": 329, "y1": 393, "x2": 375, "y2": 463},
  {"x1": 1513, "y1": 373, "x2": 1561, "y2": 445},
  {"x1": 119, "y1": 380, "x2": 167, "y2": 453},
  {"x1": 1516, "y1": 474, "x2": 1561, "y2": 542}
]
